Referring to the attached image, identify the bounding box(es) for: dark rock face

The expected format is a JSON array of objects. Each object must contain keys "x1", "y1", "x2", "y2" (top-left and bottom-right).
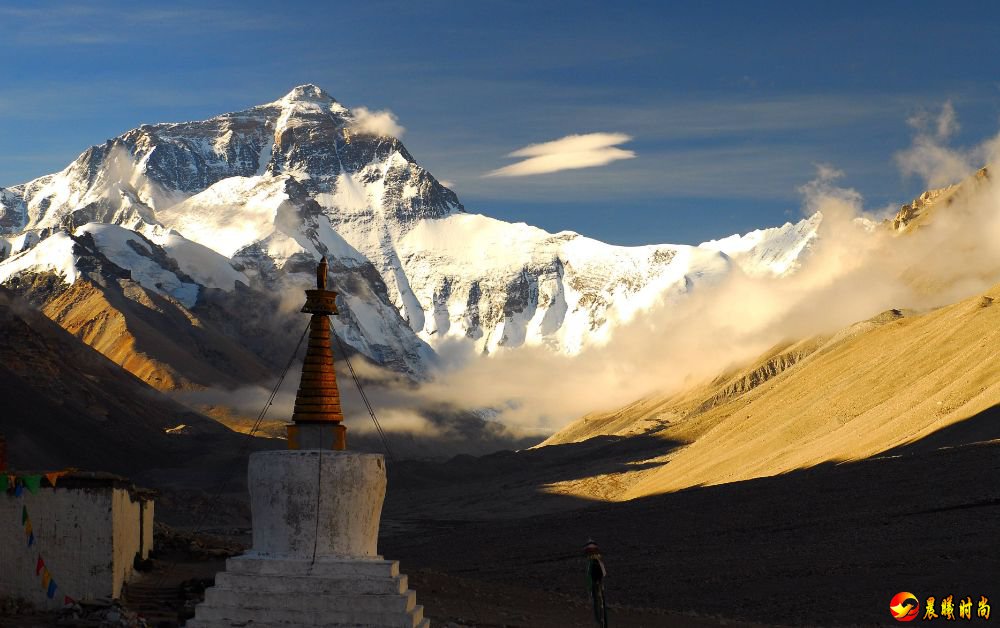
[
  {"x1": 463, "y1": 281, "x2": 483, "y2": 340},
  {"x1": 8, "y1": 84, "x2": 461, "y2": 236},
  {"x1": 380, "y1": 156, "x2": 462, "y2": 222},
  {"x1": 126, "y1": 120, "x2": 271, "y2": 194},
  {"x1": 0, "y1": 188, "x2": 27, "y2": 234}
]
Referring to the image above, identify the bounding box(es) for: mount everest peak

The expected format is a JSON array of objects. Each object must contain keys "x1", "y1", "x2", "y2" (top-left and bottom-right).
[
  {"x1": 0, "y1": 85, "x2": 820, "y2": 386},
  {"x1": 273, "y1": 84, "x2": 340, "y2": 105}
]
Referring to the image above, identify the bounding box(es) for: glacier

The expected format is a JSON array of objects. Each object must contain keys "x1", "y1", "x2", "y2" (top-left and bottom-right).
[{"x1": 0, "y1": 84, "x2": 821, "y2": 380}]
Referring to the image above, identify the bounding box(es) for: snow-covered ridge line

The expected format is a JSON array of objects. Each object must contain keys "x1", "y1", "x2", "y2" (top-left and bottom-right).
[
  {"x1": 699, "y1": 212, "x2": 822, "y2": 277},
  {"x1": 0, "y1": 84, "x2": 821, "y2": 376}
]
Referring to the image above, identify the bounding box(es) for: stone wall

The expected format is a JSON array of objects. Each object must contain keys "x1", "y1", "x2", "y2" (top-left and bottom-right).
[
  {"x1": 0, "y1": 474, "x2": 153, "y2": 608},
  {"x1": 111, "y1": 487, "x2": 153, "y2": 598}
]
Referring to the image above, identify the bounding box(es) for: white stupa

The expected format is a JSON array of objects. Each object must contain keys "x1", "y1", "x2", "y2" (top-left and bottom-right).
[{"x1": 189, "y1": 259, "x2": 427, "y2": 627}]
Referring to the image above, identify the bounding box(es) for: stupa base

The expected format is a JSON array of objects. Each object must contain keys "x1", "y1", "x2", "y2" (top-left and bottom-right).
[{"x1": 187, "y1": 555, "x2": 428, "y2": 628}]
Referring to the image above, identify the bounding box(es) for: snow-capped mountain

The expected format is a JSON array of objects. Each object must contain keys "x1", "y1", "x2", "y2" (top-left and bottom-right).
[
  {"x1": 698, "y1": 213, "x2": 823, "y2": 277},
  {"x1": 0, "y1": 85, "x2": 820, "y2": 384}
]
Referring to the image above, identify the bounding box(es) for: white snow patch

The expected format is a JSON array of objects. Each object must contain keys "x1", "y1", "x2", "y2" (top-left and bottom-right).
[
  {"x1": 699, "y1": 213, "x2": 821, "y2": 277},
  {"x1": 77, "y1": 223, "x2": 200, "y2": 307},
  {"x1": 0, "y1": 231, "x2": 79, "y2": 285},
  {"x1": 256, "y1": 138, "x2": 273, "y2": 176},
  {"x1": 150, "y1": 231, "x2": 249, "y2": 291},
  {"x1": 321, "y1": 173, "x2": 371, "y2": 213},
  {"x1": 157, "y1": 176, "x2": 288, "y2": 257}
]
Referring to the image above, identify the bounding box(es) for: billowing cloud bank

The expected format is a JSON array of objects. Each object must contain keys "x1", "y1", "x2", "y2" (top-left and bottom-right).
[{"x1": 353, "y1": 104, "x2": 1000, "y2": 437}]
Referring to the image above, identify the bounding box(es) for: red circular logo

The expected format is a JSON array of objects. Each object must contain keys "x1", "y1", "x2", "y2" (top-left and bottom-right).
[{"x1": 890, "y1": 592, "x2": 920, "y2": 622}]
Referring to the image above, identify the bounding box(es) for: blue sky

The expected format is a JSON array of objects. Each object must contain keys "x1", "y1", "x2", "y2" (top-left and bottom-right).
[{"x1": 2, "y1": 1, "x2": 1000, "y2": 245}]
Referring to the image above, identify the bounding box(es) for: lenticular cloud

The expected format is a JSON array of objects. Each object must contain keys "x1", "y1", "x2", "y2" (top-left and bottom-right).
[{"x1": 487, "y1": 132, "x2": 635, "y2": 177}]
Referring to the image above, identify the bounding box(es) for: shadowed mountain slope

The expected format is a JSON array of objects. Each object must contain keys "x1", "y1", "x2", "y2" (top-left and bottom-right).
[
  {"x1": 3, "y1": 227, "x2": 288, "y2": 392},
  {"x1": 0, "y1": 287, "x2": 256, "y2": 477}
]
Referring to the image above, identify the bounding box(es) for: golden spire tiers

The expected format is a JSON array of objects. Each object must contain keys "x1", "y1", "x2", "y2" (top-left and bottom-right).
[{"x1": 287, "y1": 257, "x2": 347, "y2": 450}]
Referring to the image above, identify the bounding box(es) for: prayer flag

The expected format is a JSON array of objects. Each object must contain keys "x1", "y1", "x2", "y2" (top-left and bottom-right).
[
  {"x1": 14, "y1": 483, "x2": 23, "y2": 497},
  {"x1": 63, "y1": 596, "x2": 74, "y2": 606},
  {"x1": 0, "y1": 474, "x2": 7, "y2": 492},
  {"x1": 23, "y1": 475, "x2": 41, "y2": 494},
  {"x1": 36, "y1": 556, "x2": 44, "y2": 576},
  {"x1": 45, "y1": 472, "x2": 62, "y2": 488},
  {"x1": 41, "y1": 569, "x2": 51, "y2": 588},
  {"x1": 27, "y1": 532, "x2": 34, "y2": 547},
  {"x1": 46, "y1": 580, "x2": 57, "y2": 599}
]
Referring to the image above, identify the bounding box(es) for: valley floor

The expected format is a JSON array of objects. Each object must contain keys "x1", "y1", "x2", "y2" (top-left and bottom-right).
[
  {"x1": 24, "y1": 424, "x2": 991, "y2": 628},
  {"x1": 380, "y1": 437, "x2": 999, "y2": 626}
]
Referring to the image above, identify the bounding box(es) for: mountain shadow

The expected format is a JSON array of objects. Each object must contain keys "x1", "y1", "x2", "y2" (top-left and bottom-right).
[
  {"x1": 380, "y1": 419, "x2": 998, "y2": 626},
  {"x1": 0, "y1": 287, "x2": 275, "y2": 481}
]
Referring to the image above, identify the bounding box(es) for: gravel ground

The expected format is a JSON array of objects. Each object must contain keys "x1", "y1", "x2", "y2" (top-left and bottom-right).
[
  {"x1": 8, "y1": 438, "x2": 990, "y2": 627},
  {"x1": 381, "y1": 440, "x2": 999, "y2": 627}
]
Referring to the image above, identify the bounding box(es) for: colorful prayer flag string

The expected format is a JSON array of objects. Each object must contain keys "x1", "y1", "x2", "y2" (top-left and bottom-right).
[
  {"x1": 3, "y1": 470, "x2": 72, "y2": 493},
  {"x1": 17, "y1": 502, "x2": 67, "y2": 602}
]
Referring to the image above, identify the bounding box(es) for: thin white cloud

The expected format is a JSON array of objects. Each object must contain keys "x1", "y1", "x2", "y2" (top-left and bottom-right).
[
  {"x1": 907, "y1": 100, "x2": 959, "y2": 141},
  {"x1": 936, "y1": 101, "x2": 959, "y2": 140},
  {"x1": 896, "y1": 101, "x2": 1000, "y2": 188},
  {"x1": 348, "y1": 107, "x2": 405, "y2": 138},
  {"x1": 486, "y1": 132, "x2": 635, "y2": 177}
]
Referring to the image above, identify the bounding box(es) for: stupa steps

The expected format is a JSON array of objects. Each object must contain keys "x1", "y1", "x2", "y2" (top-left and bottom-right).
[
  {"x1": 188, "y1": 601, "x2": 426, "y2": 627},
  {"x1": 188, "y1": 622, "x2": 429, "y2": 628},
  {"x1": 188, "y1": 619, "x2": 429, "y2": 628},
  {"x1": 214, "y1": 572, "x2": 408, "y2": 595},
  {"x1": 203, "y1": 587, "x2": 416, "y2": 613},
  {"x1": 227, "y1": 557, "x2": 400, "y2": 578}
]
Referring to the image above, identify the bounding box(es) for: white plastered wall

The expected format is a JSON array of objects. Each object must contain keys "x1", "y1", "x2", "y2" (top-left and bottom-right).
[
  {"x1": 0, "y1": 486, "x2": 152, "y2": 607},
  {"x1": 0, "y1": 488, "x2": 114, "y2": 606}
]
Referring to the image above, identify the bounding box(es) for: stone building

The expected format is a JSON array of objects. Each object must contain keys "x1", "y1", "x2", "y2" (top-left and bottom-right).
[{"x1": 0, "y1": 470, "x2": 154, "y2": 607}]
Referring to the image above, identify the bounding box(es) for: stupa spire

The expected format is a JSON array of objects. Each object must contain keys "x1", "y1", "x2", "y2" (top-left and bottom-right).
[
  {"x1": 192, "y1": 259, "x2": 426, "y2": 627},
  {"x1": 287, "y1": 256, "x2": 347, "y2": 450}
]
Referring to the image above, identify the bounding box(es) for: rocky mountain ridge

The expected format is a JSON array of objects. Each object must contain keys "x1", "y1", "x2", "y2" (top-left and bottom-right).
[
  {"x1": 0, "y1": 285, "x2": 254, "y2": 476},
  {"x1": 0, "y1": 84, "x2": 822, "y2": 384}
]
